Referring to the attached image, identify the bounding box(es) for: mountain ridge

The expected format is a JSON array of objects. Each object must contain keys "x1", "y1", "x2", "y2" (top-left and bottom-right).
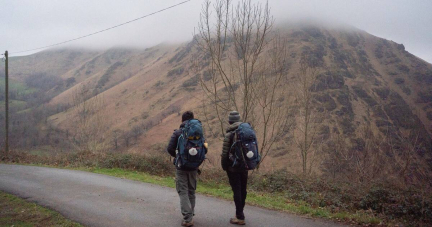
[{"x1": 1, "y1": 23, "x2": 431, "y2": 172}]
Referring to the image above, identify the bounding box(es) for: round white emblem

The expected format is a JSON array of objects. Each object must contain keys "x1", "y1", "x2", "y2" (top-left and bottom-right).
[{"x1": 189, "y1": 148, "x2": 198, "y2": 156}]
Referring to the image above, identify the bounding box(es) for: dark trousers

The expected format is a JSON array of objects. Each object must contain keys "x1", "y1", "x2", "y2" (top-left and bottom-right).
[{"x1": 227, "y1": 171, "x2": 248, "y2": 220}]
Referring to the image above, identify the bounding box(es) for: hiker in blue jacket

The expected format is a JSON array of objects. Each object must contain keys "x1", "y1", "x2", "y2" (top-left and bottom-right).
[{"x1": 167, "y1": 111, "x2": 206, "y2": 227}]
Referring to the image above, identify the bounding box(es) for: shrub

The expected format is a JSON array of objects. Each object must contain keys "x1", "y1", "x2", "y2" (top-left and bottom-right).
[
  {"x1": 153, "y1": 80, "x2": 164, "y2": 88},
  {"x1": 167, "y1": 67, "x2": 184, "y2": 77},
  {"x1": 374, "y1": 44, "x2": 384, "y2": 59},
  {"x1": 97, "y1": 62, "x2": 123, "y2": 88},
  {"x1": 314, "y1": 94, "x2": 337, "y2": 111},
  {"x1": 352, "y1": 85, "x2": 378, "y2": 107},
  {"x1": 169, "y1": 40, "x2": 194, "y2": 63},
  {"x1": 340, "y1": 117, "x2": 355, "y2": 134},
  {"x1": 202, "y1": 70, "x2": 213, "y2": 81},
  {"x1": 394, "y1": 77, "x2": 405, "y2": 84},
  {"x1": 400, "y1": 85, "x2": 411, "y2": 95},
  {"x1": 360, "y1": 188, "x2": 391, "y2": 212},
  {"x1": 417, "y1": 89, "x2": 432, "y2": 103},
  {"x1": 313, "y1": 71, "x2": 345, "y2": 91},
  {"x1": 373, "y1": 88, "x2": 390, "y2": 100},
  {"x1": 413, "y1": 70, "x2": 432, "y2": 84},
  {"x1": 66, "y1": 77, "x2": 76, "y2": 87},
  {"x1": 385, "y1": 92, "x2": 419, "y2": 129},
  {"x1": 397, "y1": 64, "x2": 410, "y2": 73},
  {"x1": 182, "y1": 76, "x2": 198, "y2": 88},
  {"x1": 345, "y1": 32, "x2": 360, "y2": 47},
  {"x1": 427, "y1": 111, "x2": 432, "y2": 120}
]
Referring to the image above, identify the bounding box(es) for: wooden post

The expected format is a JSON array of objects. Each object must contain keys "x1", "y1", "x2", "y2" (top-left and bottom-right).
[{"x1": 4, "y1": 51, "x2": 8, "y2": 155}]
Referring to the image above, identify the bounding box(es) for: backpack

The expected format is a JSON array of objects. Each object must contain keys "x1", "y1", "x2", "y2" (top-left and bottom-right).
[
  {"x1": 229, "y1": 123, "x2": 261, "y2": 170},
  {"x1": 175, "y1": 119, "x2": 206, "y2": 169}
]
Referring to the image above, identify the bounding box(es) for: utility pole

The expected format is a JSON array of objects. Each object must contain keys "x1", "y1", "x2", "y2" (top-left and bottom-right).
[{"x1": 4, "y1": 50, "x2": 8, "y2": 155}]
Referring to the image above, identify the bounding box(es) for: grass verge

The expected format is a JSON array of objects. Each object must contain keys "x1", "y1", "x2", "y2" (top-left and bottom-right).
[{"x1": 0, "y1": 190, "x2": 82, "y2": 227}]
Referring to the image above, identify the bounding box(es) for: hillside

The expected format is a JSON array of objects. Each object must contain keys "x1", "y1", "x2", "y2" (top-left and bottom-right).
[{"x1": 2, "y1": 24, "x2": 432, "y2": 172}]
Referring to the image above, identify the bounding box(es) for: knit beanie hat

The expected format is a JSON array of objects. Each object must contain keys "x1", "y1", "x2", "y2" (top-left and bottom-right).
[{"x1": 228, "y1": 111, "x2": 241, "y2": 124}]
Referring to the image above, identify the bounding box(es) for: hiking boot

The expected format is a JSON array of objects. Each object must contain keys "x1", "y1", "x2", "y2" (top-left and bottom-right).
[
  {"x1": 181, "y1": 220, "x2": 194, "y2": 226},
  {"x1": 230, "y1": 217, "x2": 245, "y2": 225}
]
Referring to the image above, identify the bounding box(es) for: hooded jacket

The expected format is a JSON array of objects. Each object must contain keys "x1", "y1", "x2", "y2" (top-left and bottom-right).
[
  {"x1": 166, "y1": 121, "x2": 186, "y2": 158},
  {"x1": 221, "y1": 121, "x2": 246, "y2": 172}
]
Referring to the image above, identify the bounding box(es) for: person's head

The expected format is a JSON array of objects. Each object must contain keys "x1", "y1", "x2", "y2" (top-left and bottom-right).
[
  {"x1": 182, "y1": 111, "x2": 194, "y2": 122},
  {"x1": 228, "y1": 111, "x2": 241, "y2": 125}
]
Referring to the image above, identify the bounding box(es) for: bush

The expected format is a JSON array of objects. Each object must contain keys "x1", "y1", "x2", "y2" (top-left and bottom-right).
[
  {"x1": 400, "y1": 85, "x2": 411, "y2": 95},
  {"x1": 66, "y1": 77, "x2": 76, "y2": 87},
  {"x1": 153, "y1": 80, "x2": 164, "y2": 88},
  {"x1": 202, "y1": 70, "x2": 213, "y2": 81},
  {"x1": 314, "y1": 93, "x2": 337, "y2": 111},
  {"x1": 360, "y1": 188, "x2": 391, "y2": 212},
  {"x1": 167, "y1": 67, "x2": 184, "y2": 77},
  {"x1": 427, "y1": 111, "x2": 432, "y2": 120},
  {"x1": 352, "y1": 85, "x2": 378, "y2": 107},
  {"x1": 394, "y1": 77, "x2": 405, "y2": 84},
  {"x1": 313, "y1": 71, "x2": 345, "y2": 91},
  {"x1": 397, "y1": 64, "x2": 410, "y2": 73},
  {"x1": 169, "y1": 40, "x2": 194, "y2": 63},
  {"x1": 417, "y1": 89, "x2": 432, "y2": 103},
  {"x1": 373, "y1": 88, "x2": 390, "y2": 100},
  {"x1": 182, "y1": 76, "x2": 198, "y2": 88},
  {"x1": 97, "y1": 62, "x2": 123, "y2": 88}
]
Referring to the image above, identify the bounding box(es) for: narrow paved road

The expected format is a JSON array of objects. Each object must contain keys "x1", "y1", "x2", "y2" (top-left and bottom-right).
[{"x1": 0, "y1": 164, "x2": 344, "y2": 227}]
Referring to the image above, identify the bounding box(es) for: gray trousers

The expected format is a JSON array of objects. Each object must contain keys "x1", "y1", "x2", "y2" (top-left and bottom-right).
[{"x1": 175, "y1": 169, "x2": 197, "y2": 222}]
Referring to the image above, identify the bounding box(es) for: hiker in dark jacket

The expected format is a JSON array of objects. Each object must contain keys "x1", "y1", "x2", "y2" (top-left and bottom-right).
[
  {"x1": 167, "y1": 111, "x2": 201, "y2": 227},
  {"x1": 221, "y1": 111, "x2": 248, "y2": 225}
]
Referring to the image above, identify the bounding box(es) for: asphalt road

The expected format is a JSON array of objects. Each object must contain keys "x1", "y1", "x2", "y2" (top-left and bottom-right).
[{"x1": 0, "y1": 164, "x2": 345, "y2": 227}]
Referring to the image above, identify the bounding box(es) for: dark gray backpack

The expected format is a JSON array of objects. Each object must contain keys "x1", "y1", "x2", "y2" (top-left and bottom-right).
[{"x1": 229, "y1": 123, "x2": 260, "y2": 170}]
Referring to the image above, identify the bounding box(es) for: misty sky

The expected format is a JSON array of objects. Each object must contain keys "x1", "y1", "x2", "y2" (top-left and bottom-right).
[{"x1": 1, "y1": 0, "x2": 431, "y2": 63}]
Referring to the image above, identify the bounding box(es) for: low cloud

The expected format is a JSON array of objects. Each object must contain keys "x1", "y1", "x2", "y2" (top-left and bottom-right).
[{"x1": 1, "y1": 0, "x2": 431, "y2": 63}]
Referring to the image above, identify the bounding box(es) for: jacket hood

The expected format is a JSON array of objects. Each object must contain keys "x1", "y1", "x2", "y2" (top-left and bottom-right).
[
  {"x1": 226, "y1": 121, "x2": 242, "y2": 133},
  {"x1": 179, "y1": 121, "x2": 188, "y2": 128}
]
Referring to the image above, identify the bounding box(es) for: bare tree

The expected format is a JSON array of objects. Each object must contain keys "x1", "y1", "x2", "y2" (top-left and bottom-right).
[
  {"x1": 252, "y1": 35, "x2": 294, "y2": 162},
  {"x1": 351, "y1": 123, "x2": 388, "y2": 183},
  {"x1": 292, "y1": 54, "x2": 323, "y2": 174},
  {"x1": 71, "y1": 84, "x2": 108, "y2": 153},
  {"x1": 322, "y1": 132, "x2": 352, "y2": 179},
  {"x1": 121, "y1": 130, "x2": 132, "y2": 148},
  {"x1": 386, "y1": 129, "x2": 431, "y2": 187},
  {"x1": 131, "y1": 125, "x2": 144, "y2": 143},
  {"x1": 195, "y1": 0, "x2": 292, "y2": 161},
  {"x1": 112, "y1": 129, "x2": 122, "y2": 150}
]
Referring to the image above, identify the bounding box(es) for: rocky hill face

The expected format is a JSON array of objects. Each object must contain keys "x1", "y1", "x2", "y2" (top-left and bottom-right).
[{"x1": 2, "y1": 24, "x2": 431, "y2": 172}]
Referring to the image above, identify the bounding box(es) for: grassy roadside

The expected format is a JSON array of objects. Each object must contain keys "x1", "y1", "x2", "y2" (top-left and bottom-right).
[
  {"x1": 0, "y1": 190, "x2": 82, "y2": 227},
  {"x1": 71, "y1": 166, "x2": 381, "y2": 225}
]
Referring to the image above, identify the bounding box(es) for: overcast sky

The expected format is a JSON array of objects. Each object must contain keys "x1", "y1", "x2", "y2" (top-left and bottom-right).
[{"x1": 1, "y1": 0, "x2": 431, "y2": 63}]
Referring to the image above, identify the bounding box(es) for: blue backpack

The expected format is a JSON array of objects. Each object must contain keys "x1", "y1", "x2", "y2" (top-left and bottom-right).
[
  {"x1": 175, "y1": 119, "x2": 206, "y2": 169},
  {"x1": 229, "y1": 123, "x2": 261, "y2": 170}
]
